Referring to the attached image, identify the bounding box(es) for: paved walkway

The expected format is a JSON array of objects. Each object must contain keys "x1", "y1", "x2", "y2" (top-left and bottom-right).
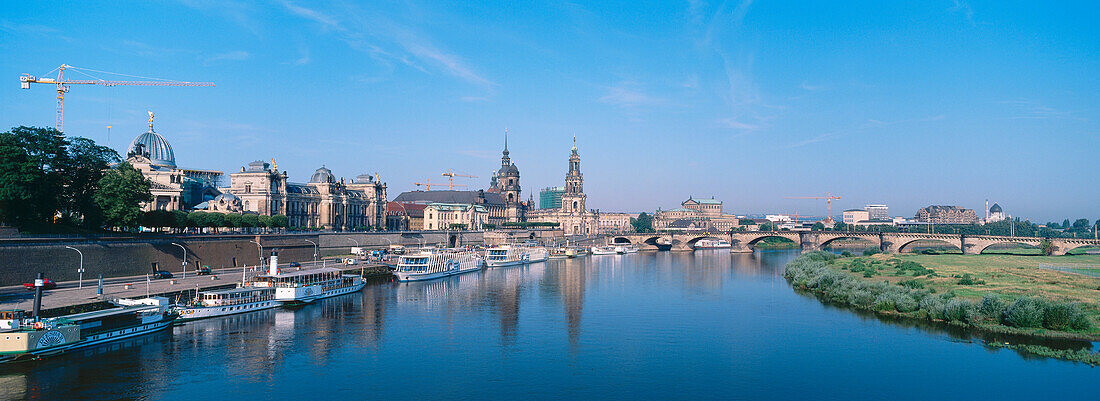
[{"x1": 0, "y1": 259, "x2": 387, "y2": 311}]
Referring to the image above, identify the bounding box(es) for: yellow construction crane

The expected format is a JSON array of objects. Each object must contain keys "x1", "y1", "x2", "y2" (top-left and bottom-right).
[
  {"x1": 415, "y1": 178, "x2": 465, "y2": 191},
  {"x1": 20, "y1": 64, "x2": 214, "y2": 133},
  {"x1": 785, "y1": 192, "x2": 842, "y2": 219},
  {"x1": 441, "y1": 169, "x2": 478, "y2": 190}
]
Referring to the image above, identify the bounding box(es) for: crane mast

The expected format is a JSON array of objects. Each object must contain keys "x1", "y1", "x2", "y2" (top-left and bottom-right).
[
  {"x1": 784, "y1": 192, "x2": 842, "y2": 220},
  {"x1": 20, "y1": 64, "x2": 214, "y2": 133}
]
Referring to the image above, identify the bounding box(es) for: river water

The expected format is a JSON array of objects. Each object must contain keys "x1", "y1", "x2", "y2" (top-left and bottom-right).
[{"x1": 1, "y1": 250, "x2": 1094, "y2": 400}]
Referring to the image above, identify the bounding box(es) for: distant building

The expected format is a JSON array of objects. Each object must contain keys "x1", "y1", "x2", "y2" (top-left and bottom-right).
[
  {"x1": 527, "y1": 138, "x2": 599, "y2": 235},
  {"x1": 539, "y1": 186, "x2": 566, "y2": 209},
  {"x1": 598, "y1": 212, "x2": 638, "y2": 234},
  {"x1": 386, "y1": 201, "x2": 426, "y2": 230},
  {"x1": 422, "y1": 203, "x2": 488, "y2": 230},
  {"x1": 865, "y1": 204, "x2": 889, "y2": 220},
  {"x1": 682, "y1": 197, "x2": 723, "y2": 217},
  {"x1": 843, "y1": 209, "x2": 870, "y2": 225},
  {"x1": 224, "y1": 162, "x2": 387, "y2": 230},
  {"x1": 490, "y1": 136, "x2": 529, "y2": 222},
  {"x1": 394, "y1": 190, "x2": 508, "y2": 226},
  {"x1": 915, "y1": 205, "x2": 978, "y2": 225},
  {"x1": 985, "y1": 202, "x2": 1006, "y2": 223},
  {"x1": 125, "y1": 115, "x2": 222, "y2": 212}
]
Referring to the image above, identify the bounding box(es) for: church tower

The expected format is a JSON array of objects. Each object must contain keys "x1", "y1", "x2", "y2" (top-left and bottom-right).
[
  {"x1": 497, "y1": 133, "x2": 521, "y2": 204},
  {"x1": 561, "y1": 136, "x2": 587, "y2": 213}
]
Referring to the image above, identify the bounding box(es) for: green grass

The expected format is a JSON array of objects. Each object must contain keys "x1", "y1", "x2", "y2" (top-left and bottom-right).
[{"x1": 829, "y1": 253, "x2": 1100, "y2": 337}]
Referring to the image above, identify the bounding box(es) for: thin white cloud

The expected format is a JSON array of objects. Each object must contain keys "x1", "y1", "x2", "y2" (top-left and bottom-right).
[
  {"x1": 204, "y1": 51, "x2": 251, "y2": 63},
  {"x1": 599, "y1": 83, "x2": 666, "y2": 108},
  {"x1": 277, "y1": 2, "x2": 495, "y2": 89}
]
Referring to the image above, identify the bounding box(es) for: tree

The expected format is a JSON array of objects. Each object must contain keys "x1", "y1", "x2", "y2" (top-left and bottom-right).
[
  {"x1": 257, "y1": 215, "x2": 272, "y2": 231},
  {"x1": 1072, "y1": 219, "x2": 1090, "y2": 230},
  {"x1": 172, "y1": 210, "x2": 189, "y2": 232},
  {"x1": 1046, "y1": 221, "x2": 1061, "y2": 229},
  {"x1": 95, "y1": 162, "x2": 152, "y2": 230},
  {"x1": 813, "y1": 222, "x2": 825, "y2": 231},
  {"x1": 1040, "y1": 238, "x2": 1055, "y2": 256},
  {"x1": 631, "y1": 212, "x2": 654, "y2": 233},
  {"x1": 224, "y1": 213, "x2": 243, "y2": 229},
  {"x1": 61, "y1": 137, "x2": 119, "y2": 228},
  {"x1": 0, "y1": 126, "x2": 66, "y2": 229},
  {"x1": 759, "y1": 221, "x2": 778, "y2": 231},
  {"x1": 271, "y1": 214, "x2": 288, "y2": 229},
  {"x1": 1062, "y1": 219, "x2": 1071, "y2": 230},
  {"x1": 241, "y1": 214, "x2": 259, "y2": 230}
]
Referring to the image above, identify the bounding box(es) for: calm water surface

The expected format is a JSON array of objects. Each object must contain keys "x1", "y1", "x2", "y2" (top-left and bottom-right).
[{"x1": 1, "y1": 250, "x2": 1095, "y2": 400}]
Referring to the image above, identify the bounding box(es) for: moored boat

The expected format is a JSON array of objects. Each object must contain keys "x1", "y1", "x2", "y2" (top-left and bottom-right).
[
  {"x1": 173, "y1": 287, "x2": 278, "y2": 321},
  {"x1": 591, "y1": 246, "x2": 618, "y2": 255},
  {"x1": 0, "y1": 297, "x2": 175, "y2": 363},
  {"x1": 695, "y1": 239, "x2": 732, "y2": 249},
  {"x1": 395, "y1": 248, "x2": 482, "y2": 282},
  {"x1": 248, "y1": 252, "x2": 365, "y2": 304}
]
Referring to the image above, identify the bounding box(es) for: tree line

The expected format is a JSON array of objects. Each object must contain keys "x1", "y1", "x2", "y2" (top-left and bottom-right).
[{"x1": 0, "y1": 126, "x2": 152, "y2": 232}]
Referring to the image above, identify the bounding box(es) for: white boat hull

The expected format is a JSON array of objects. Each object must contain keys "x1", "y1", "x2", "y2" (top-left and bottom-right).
[
  {"x1": 396, "y1": 264, "x2": 481, "y2": 282},
  {"x1": 175, "y1": 300, "x2": 280, "y2": 321},
  {"x1": 275, "y1": 280, "x2": 365, "y2": 304}
]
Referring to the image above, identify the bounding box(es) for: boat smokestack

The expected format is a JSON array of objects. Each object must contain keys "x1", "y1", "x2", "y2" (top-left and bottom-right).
[
  {"x1": 32, "y1": 272, "x2": 43, "y2": 321},
  {"x1": 269, "y1": 251, "x2": 279, "y2": 275}
]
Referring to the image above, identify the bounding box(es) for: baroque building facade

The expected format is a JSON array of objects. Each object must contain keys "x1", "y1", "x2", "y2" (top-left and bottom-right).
[
  {"x1": 125, "y1": 114, "x2": 222, "y2": 212},
  {"x1": 527, "y1": 138, "x2": 598, "y2": 235},
  {"x1": 224, "y1": 161, "x2": 387, "y2": 230}
]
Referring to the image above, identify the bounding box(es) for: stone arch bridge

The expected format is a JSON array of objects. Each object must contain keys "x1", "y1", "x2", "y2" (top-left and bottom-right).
[{"x1": 608, "y1": 231, "x2": 1100, "y2": 256}]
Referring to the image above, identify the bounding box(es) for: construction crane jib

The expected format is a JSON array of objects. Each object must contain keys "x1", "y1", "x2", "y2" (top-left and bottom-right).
[
  {"x1": 20, "y1": 64, "x2": 214, "y2": 133},
  {"x1": 784, "y1": 192, "x2": 842, "y2": 219}
]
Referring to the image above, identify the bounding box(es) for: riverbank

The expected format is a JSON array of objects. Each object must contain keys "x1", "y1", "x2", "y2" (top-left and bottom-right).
[{"x1": 784, "y1": 252, "x2": 1100, "y2": 365}]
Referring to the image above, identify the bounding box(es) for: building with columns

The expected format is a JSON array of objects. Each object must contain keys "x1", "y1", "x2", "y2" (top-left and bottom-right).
[
  {"x1": 527, "y1": 138, "x2": 599, "y2": 235},
  {"x1": 223, "y1": 161, "x2": 387, "y2": 230}
]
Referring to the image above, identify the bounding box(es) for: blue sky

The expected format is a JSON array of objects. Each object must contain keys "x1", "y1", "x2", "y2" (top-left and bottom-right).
[{"x1": 1, "y1": 1, "x2": 1097, "y2": 222}]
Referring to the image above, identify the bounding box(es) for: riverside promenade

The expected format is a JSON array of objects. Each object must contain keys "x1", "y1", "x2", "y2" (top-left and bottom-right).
[{"x1": 0, "y1": 259, "x2": 392, "y2": 313}]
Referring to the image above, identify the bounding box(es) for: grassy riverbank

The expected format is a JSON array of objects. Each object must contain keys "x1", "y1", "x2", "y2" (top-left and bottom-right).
[{"x1": 784, "y1": 252, "x2": 1100, "y2": 365}]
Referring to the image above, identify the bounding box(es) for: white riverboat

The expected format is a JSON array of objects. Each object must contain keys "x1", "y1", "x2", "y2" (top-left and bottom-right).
[
  {"x1": 174, "y1": 287, "x2": 278, "y2": 321},
  {"x1": 395, "y1": 248, "x2": 482, "y2": 282},
  {"x1": 694, "y1": 239, "x2": 732, "y2": 249},
  {"x1": 248, "y1": 252, "x2": 365, "y2": 305},
  {"x1": 0, "y1": 297, "x2": 174, "y2": 363},
  {"x1": 591, "y1": 246, "x2": 619, "y2": 255},
  {"x1": 485, "y1": 245, "x2": 549, "y2": 267}
]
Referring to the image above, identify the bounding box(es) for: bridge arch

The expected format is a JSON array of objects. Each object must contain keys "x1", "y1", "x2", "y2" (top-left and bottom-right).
[
  {"x1": 611, "y1": 236, "x2": 633, "y2": 245},
  {"x1": 817, "y1": 236, "x2": 880, "y2": 251},
  {"x1": 978, "y1": 241, "x2": 1040, "y2": 255},
  {"x1": 745, "y1": 234, "x2": 800, "y2": 251},
  {"x1": 896, "y1": 238, "x2": 961, "y2": 254},
  {"x1": 686, "y1": 236, "x2": 725, "y2": 249}
]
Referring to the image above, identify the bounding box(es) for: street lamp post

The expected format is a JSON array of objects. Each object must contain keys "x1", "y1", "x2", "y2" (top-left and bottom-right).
[
  {"x1": 305, "y1": 239, "x2": 318, "y2": 263},
  {"x1": 63, "y1": 246, "x2": 84, "y2": 289},
  {"x1": 171, "y1": 242, "x2": 187, "y2": 279},
  {"x1": 249, "y1": 240, "x2": 263, "y2": 266}
]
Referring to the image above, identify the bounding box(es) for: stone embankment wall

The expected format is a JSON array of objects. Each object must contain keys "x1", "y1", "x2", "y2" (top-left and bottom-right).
[{"x1": 0, "y1": 231, "x2": 482, "y2": 286}]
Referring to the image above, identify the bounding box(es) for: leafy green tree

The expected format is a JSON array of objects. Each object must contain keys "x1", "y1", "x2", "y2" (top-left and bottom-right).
[
  {"x1": 0, "y1": 127, "x2": 66, "y2": 229},
  {"x1": 172, "y1": 210, "x2": 189, "y2": 232},
  {"x1": 1062, "y1": 219, "x2": 1071, "y2": 230},
  {"x1": 241, "y1": 213, "x2": 259, "y2": 230},
  {"x1": 1072, "y1": 219, "x2": 1090, "y2": 230},
  {"x1": 759, "y1": 221, "x2": 778, "y2": 231},
  {"x1": 61, "y1": 137, "x2": 119, "y2": 228},
  {"x1": 204, "y1": 212, "x2": 225, "y2": 232},
  {"x1": 1046, "y1": 221, "x2": 1061, "y2": 229},
  {"x1": 95, "y1": 162, "x2": 152, "y2": 230},
  {"x1": 257, "y1": 215, "x2": 272, "y2": 231},
  {"x1": 271, "y1": 214, "x2": 288, "y2": 229},
  {"x1": 187, "y1": 211, "x2": 208, "y2": 228},
  {"x1": 833, "y1": 222, "x2": 847, "y2": 231},
  {"x1": 813, "y1": 222, "x2": 825, "y2": 231},
  {"x1": 224, "y1": 213, "x2": 243, "y2": 229},
  {"x1": 630, "y1": 212, "x2": 654, "y2": 233}
]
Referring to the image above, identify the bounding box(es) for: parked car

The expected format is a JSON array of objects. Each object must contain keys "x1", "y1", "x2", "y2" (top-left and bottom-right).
[
  {"x1": 23, "y1": 278, "x2": 57, "y2": 291},
  {"x1": 152, "y1": 270, "x2": 174, "y2": 279},
  {"x1": 289, "y1": 262, "x2": 302, "y2": 268},
  {"x1": 345, "y1": 258, "x2": 358, "y2": 265},
  {"x1": 194, "y1": 266, "x2": 212, "y2": 275}
]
